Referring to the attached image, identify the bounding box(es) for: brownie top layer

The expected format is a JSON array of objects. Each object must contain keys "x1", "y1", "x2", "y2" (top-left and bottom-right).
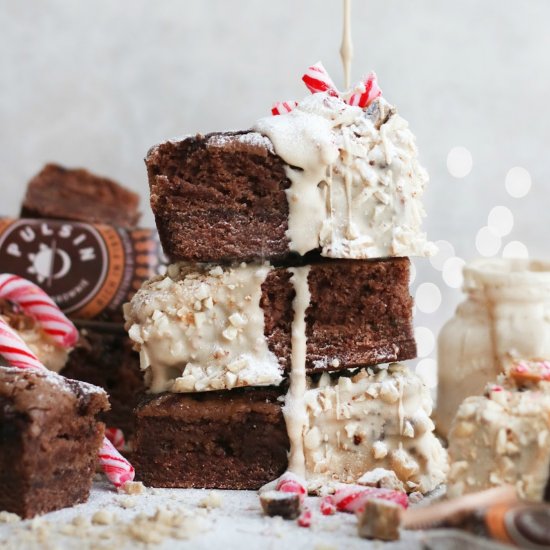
[
  {"x1": 0, "y1": 299, "x2": 69, "y2": 373},
  {"x1": 0, "y1": 367, "x2": 109, "y2": 422},
  {"x1": 146, "y1": 130, "x2": 291, "y2": 264},
  {"x1": 21, "y1": 163, "x2": 141, "y2": 228},
  {"x1": 146, "y1": 94, "x2": 434, "y2": 264}
]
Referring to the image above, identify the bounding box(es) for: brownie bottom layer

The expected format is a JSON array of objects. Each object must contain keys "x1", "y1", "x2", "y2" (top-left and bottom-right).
[
  {"x1": 133, "y1": 388, "x2": 289, "y2": 490},
  {"x1": 0, "y1": 412, "x2": 104, "y2": 518}
]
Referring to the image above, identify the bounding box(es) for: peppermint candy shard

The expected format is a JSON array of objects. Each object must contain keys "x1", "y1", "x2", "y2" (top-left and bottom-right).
[
  {"x1": 347, "y1": 72, "x2": 382, "y2": 109},
  {"x1": 333, "y1": 484, "x2": 408, "y2": 513},
  {"x1": 320, "y1": 496, "x2": 336, "y2": 515},
  {"x1": 0, "y1": 318, "x2": 45, "y2": 370},
  {"x1": 271, "y1": 101, "x2": 298, "y2": 116},
  {"x1": 275, "y1": 472, "x2": 307, "y2": 503},
  {"x1": 302, "y1": 62, "x2": 339, "y2": 97},
  {"x1": 297, "y1": 508, "x2": 312, "y2": 528},
  {"x1": 99, "y1": 437, "x2": 135, "y2": 487}
]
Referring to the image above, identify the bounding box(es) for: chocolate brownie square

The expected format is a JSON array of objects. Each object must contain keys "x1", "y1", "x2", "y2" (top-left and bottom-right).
[
  {"x1": 21, "y1": 163, "x2": 141, "y2": 228},
  {"x1": 0, "y1": 368, "x2": 108, "y2": 518},
  {"x1": 133, "y1": 387, "x2": 289, "y2": 489}
]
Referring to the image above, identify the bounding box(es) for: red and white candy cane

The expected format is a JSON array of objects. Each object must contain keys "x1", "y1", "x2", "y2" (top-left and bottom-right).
[
  {"x1": 0, "y1": 276, "x2": 134, "y2": 488},
  {"x1": 105, "y1": 427, "x2": 126, "y2": 451},
  {"x1": 271, "y1": 101, "x2": 298, "y2": 116},
  {"x1": 0, "y1": 317, "x2": 48, "y2": 370},
  {"x1": 99, "y1": 437, "x2": 135, "y2": 486},
  {"x1": 322, "y1": 484, "x2": 408, "y2": 514},
  {"x1": 302, "y1": 62, "x2": 339, "y2": 97},
  {"x1": 0, "y1": 274, "x2": 78, "y2": 348},
  {"x1": 347, "y1": 72, "x2": 382, "y2": 108},
  {"x1": 272, "y1": 62, "x2": 382, "y2": 115}
]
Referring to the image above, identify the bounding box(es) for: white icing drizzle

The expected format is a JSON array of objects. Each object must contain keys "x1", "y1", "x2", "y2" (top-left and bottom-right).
[
  {"x1": 124, "y1": 263, "x2": 283, "y2": 393},
  {"x1": 254, "y1": 94, "x2": 434, "y2": 259},
  {"x1": 340, "y1": 0, "x2": 353, "y2": 88},
  {"x1": 282, "y1": 266, "x2": 311, "y2": 478}
]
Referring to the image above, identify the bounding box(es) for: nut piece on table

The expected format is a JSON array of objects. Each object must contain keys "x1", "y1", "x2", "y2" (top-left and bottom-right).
[
  {"x1": 260, "y1": 491, "x2": 301, "y2": 520},
  {"x1": 357, "y1": 498, "x2": 402, "y2": 541}
]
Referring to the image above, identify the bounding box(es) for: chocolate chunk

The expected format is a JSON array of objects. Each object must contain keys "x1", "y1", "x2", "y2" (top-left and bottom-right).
[
  {"x1": 260, "y1": 490, "x2": 301, "y2": 520},
  {"x1": 357, "y1": 498, "x2": 402, "y2": 541}
]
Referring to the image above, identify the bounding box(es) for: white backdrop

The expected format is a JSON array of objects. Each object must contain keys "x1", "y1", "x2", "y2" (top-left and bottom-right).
[{"x1": 1, "y1": 0, "x2": 549, "y2": 389}]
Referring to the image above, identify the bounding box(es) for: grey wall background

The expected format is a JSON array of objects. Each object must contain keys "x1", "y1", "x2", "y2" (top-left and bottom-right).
[{"x1": 1, "y1": 0, "x2": 549, "y2": 389}]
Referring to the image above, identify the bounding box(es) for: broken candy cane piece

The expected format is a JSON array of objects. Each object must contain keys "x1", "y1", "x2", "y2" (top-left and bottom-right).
[
  {"x1": 275, "y1": 472, "x2": 307, "y2": 503},
  {"x1": 297, "y1": 508, "x2": 312, "y2": 528},
  {"x1": 331, "y1": 484, "x2": 408, "y2": 513}
]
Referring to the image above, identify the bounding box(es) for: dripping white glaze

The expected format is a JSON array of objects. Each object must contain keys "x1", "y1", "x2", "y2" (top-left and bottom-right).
[
  {"x1": 341, "y1": 0, "x2": 353, "y2": 88},
  {"x1": 282, "y1": 266, "x2": 311, "y2": 478}
]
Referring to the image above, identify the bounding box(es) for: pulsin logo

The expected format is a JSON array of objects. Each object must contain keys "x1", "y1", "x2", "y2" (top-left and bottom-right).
[{"x1": 0, "y1": 220, "x2": 108, "y2": 312}]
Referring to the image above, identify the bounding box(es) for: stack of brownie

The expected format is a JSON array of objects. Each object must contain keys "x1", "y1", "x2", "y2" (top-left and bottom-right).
[
  {"x1": 125, "y1": 92, "x2": 448, "y2": 493},
  {"x1": 0, "y1": 164, "x2": 148, "y2": 442}
]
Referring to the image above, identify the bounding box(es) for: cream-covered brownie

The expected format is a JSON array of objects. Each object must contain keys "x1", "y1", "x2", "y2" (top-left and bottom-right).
[
  {"x1": 303, "y1": 364, "x2": 448, "y2": 494},
  {"x1": 0, "y1": 299, "x2": 68, "y2": 372},
  {"x1": 447, "y1": 384, "x2": 550, "y2": 501},
  {"x1": 124, "y1": 259, "x2": 416, "y2": 393},
  {"x1": 146, "y1": 94, "x2": 434, "y2": 263}
]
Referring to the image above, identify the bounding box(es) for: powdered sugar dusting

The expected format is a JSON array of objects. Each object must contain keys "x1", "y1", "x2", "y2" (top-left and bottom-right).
[
  {"x1": 207, "y1": 132, "x2": 274, "y2": 153},
  {"x1": 0, "y1": 365, "x2": 106, "y2": 398}
]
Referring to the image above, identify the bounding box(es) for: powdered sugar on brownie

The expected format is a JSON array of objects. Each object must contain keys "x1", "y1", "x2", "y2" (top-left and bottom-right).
[
  {"x1": 0, "y1": 366, "x2": 107, "y2": 402},
  {"x1": 124, "y1": 263, "x2": 283, "y2": 393},
  {"x1": 254, "y1": 93, "x2": 434, "y2": 259},
  {"x1": 207, "y1": 132, "x2": 275, "y2": 153}
]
